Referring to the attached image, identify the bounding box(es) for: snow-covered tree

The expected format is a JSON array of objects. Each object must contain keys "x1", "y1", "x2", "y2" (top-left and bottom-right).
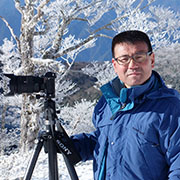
[
  {"x1": 59, "y1": 99, "x2": 96, "y2": 135},
  {"x1": 154, "y1": 43, "x2": 180, "y2": 91},
  {"x1": 82, "y1": 61, "x2": 116, "y2": 89}
]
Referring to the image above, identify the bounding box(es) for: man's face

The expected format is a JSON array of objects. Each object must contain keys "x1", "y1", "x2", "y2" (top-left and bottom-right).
[{"x1": 112, "y1": 42, "x2": 155, "y2": 88}]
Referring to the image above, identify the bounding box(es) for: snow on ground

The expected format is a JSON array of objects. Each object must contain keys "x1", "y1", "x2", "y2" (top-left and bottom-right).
[{"x1": 0, "y1": 150, "x2": 93, "y2": 180}]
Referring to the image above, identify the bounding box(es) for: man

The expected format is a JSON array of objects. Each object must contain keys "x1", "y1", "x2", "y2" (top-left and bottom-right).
[{"x1": 72, "y1": 30, "x2": 180, "y2": 179}]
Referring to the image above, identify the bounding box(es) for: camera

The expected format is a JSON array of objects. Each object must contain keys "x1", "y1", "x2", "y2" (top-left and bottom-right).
[{"x1": 4, "y1": 72, "x2": 56, "y2": 98}]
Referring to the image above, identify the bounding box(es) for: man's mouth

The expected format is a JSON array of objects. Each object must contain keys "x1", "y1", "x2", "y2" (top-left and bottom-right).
[{"x1": 127, "y1": 71, "x2": 141, "y2": 76}]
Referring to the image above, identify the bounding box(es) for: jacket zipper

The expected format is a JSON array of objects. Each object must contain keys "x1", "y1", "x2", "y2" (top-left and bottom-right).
[{"x1": 110, "y1": 103, "x2": 126, "y2": 120}]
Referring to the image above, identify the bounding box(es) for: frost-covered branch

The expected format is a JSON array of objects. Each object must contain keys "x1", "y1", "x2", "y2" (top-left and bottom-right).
[
  {"x1": 82, "y1": 61, "x2": 116, "y2": 88},
  {"x1": 42, "y1": 18, "x2": 71, "y2": 59},
  {"x1": 14, "y1": 0, "x2": 24, "y2": 15},
  {"x1": 55, "y1": 34, "x2": 100, "y2": 58},
  {"x1": 0, "y1": 16, "x2": 21, "y2": 53},
  {"x1": 27, "y1": 0, "x2": 50, "y2": 30},
  {"x1": 30, "y1": 58, "x2": 65, "y2": 75},
  {"x1": 71, "y1": 0, "x2": 102, "y2": 18},
  {"x1": 92, "y1": 0, "x2": 154, "y2": 34},
  {"x1": 59, "y1": 99, "x2": 96, "y2": 135},
  {"x1": 42, "y1": 0, "x2": 111, "y2": 59}
]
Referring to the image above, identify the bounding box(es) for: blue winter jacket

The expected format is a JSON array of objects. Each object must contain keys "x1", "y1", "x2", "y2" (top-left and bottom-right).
[{"x1": 72, "y1": 71, "x2": 180, "y2": 180}]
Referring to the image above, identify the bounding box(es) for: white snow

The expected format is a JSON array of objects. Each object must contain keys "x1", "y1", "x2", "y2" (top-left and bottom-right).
[{"x1": 0, "y1": 150, "x2": 93, "y2": 180}]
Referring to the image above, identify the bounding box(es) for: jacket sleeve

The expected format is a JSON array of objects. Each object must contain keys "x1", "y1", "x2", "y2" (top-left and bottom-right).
[
  {"x1": 160, "y1": 104, "x2": 180, "y2": 179},
  {"x1": 71, "y1": 130, "x2": 98, "y2": 162}
]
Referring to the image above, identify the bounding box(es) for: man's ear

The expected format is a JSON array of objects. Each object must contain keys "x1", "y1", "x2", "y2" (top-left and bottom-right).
[
  {"x1": 112, "y1": 58, "x2": 118, "y2": 74},
  {"x1": 151, "y1": 52, "x2": 155, "y2": 68}
]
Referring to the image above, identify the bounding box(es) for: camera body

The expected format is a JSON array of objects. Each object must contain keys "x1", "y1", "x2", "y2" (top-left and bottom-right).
[{"x1": 4, "y1": 72, "x2": 56, "y2": 98}]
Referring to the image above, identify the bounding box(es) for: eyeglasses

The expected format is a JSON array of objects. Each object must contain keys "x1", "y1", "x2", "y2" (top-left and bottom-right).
[{"x1": 114, "y1": 51, "x2": 152, "y2": 65}]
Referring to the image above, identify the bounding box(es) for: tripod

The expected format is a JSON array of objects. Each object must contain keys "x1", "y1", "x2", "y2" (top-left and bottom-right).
[{"x1": 23, "y1": 98, "x2": 81, "y2": 180}]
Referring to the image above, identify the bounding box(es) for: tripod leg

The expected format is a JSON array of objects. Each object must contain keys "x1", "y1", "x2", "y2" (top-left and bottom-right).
[
  {"x1": 62, "y1": 154, "x2": 79, "y2": 180},
  {"x1": 24, "y1": 137, "x2": 44, "y2": 180},
  {"x1": 46, "y1": 135, "x2": 59, "y2": 180}
]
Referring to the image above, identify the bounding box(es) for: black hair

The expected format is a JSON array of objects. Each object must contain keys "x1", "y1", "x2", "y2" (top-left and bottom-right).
[{"x1": 111, "y1": 30, "x2": 152, "y2": 57}]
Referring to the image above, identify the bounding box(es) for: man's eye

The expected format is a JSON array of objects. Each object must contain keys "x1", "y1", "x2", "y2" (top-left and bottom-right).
[
  {"x1": 135, "y1": 55, "x2": 143, "y2": 58},
  {"x1": 119, "y1": 57, "x2": 129, "y2": 62},
  {"x1": 134, "y1": 55, "x2": 144, "y2": 60}
]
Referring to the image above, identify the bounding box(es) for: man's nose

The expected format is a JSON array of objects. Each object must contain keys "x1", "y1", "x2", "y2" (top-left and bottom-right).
[{"x1": 128, "y1": 58, "x2": 138, "y2": 68}]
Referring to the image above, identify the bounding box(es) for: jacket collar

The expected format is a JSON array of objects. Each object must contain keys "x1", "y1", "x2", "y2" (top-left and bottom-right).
[{"x1": 100, "y1": 71, "x2": 168, "y2": 115}]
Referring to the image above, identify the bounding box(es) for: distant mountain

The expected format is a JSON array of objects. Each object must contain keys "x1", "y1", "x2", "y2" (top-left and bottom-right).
[{"x1": 0, "y1": 0, "x2": 179, "y2": 62}]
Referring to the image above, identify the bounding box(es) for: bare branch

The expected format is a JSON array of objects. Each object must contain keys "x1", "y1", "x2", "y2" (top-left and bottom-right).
[
  {"x1": 72, "y1": 17, "x2": 88, "y2": 22},
  {"x1": 0, "y1": 16, "x2": 21, "y2": 53}
]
